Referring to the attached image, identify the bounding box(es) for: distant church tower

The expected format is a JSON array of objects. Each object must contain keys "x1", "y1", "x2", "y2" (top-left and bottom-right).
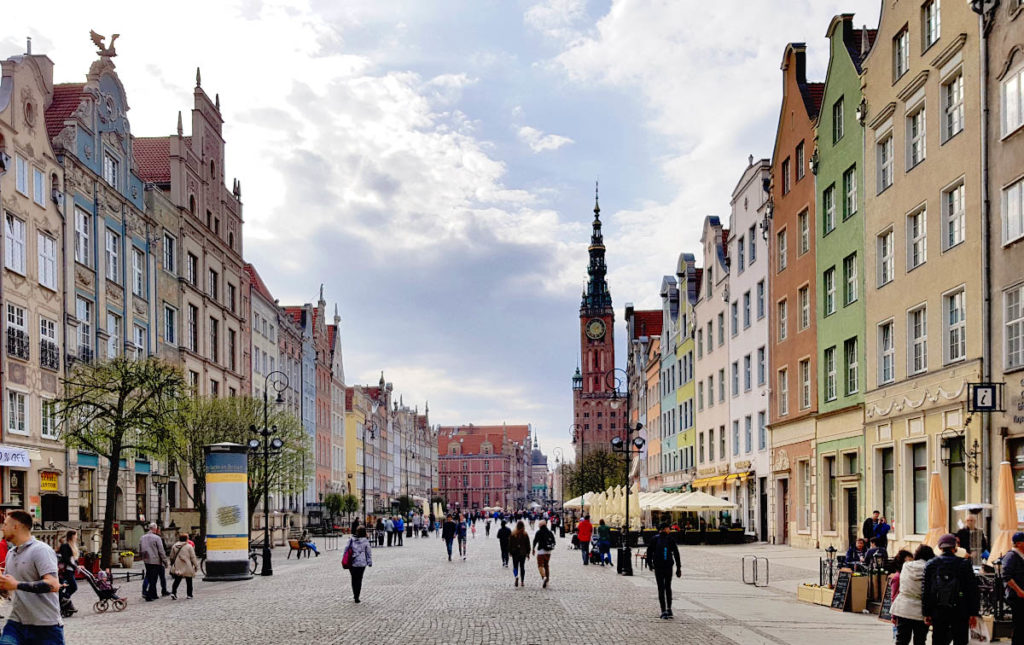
[{"x1": 572, "y1": 186, "x2": 617, "y2": 464}]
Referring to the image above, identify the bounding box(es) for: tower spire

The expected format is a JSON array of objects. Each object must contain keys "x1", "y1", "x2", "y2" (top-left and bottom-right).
[{"x1": 581, "y1": 185, "x2": 612, "y2": 314}]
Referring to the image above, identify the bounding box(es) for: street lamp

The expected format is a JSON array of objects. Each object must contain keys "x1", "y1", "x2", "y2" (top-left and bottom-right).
[
  {"x1": 248, "y1": 370, "x2": 288, "y2": 576},
  {"x1": 610, "y1": 429, "x2": 645, "y2": 577},
  {"x1": 152, "y1": 472, "x2": 169, "y2": 528},
  {"x1": 570, "y1": 423, "x2": 584, "y2": 508},
  {"x1": 362, "y1": 422, "x2": 376, "y2": 528},
  {"x1": 552, "y1": 447, "x2": 564, "y2": 510}
]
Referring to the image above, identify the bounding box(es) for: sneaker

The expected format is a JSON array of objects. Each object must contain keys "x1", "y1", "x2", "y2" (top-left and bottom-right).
[
  {"x1": 161, "y1": 591, "x2": 171, "y2": 597},
  {"x1": 543, "y1": 578, "x2": 548, "y2": 588},
  {"x1": 171, "y1": 593, "x2": 177, "y2": 600},
  {"x1": 666, "y1": 610, "x2": 673, "y2": 619},
  {"x1": 354, "y1": 598, "x2": 360, "y2": 603},
  {"x1": 185, "y1": 596, "x2": 193, "y2": 600},
  {"x1": 659, "y1": 612, "x2": 667, "y2": 620},
  {"x1": 514, "y1": 579, "x2": 519, "y2": 587}
]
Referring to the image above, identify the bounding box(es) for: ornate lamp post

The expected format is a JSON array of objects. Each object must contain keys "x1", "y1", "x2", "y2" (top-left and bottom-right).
[{"x1": 248, "y1": 370, "x2": 288, "y2": 576}]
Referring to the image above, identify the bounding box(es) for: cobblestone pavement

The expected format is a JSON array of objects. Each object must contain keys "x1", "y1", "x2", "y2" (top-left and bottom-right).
[{"x1": 47, "y1": 526, "x2": 892, "y2": 644}]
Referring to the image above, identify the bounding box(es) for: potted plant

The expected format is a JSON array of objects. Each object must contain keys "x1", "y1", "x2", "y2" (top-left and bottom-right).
[{"x1": 119, "y1": 550, "x2": 135, "y2": 569}]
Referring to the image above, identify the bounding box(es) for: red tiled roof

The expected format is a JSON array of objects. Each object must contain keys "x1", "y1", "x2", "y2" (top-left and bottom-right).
[
  {"x1": 133, "y1": 136, "x2": 171, "y2": 183},
  {"x1": 327, "y1": 324, "x2": 337, "y2": 349},
  {"x1": 282, "y1": 307, "x2": 304, "y2": 326},
  {"x1": 804, "y1": 82, "x2": 825, "y2": 119},
  {"x1": 631, "y1": 310, "x2": 662, "y2": 340},
  {"x1": 345, "y1": 387, "x2": 354, "y2": 412},
  {"x1": 244, "y1": 263, "x2": 276, "y2": 305},
  {"x1": 45, "y1": 83, "x2": 85, "y2": 141},
  {"x1": 693, "y1": 268, "x2": 704, "y2": 287}
]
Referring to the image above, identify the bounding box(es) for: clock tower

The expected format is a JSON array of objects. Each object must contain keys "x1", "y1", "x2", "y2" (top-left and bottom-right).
[{"x1": 572, "y1": 186, "x2": 617, "y2": 464}]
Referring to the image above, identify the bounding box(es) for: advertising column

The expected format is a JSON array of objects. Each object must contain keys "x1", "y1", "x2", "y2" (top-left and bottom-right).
[{"x1": 204, "y1": 443, "x2": 252, "y2": 581}]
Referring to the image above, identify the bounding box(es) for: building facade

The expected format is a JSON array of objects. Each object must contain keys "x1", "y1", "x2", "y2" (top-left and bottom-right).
[{"x1": 438, "y1": 424, "x2": 531, "y2": 511}]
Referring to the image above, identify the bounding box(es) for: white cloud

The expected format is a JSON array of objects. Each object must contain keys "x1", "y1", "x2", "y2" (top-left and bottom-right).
[
  {"x1": 518, "y1": 125, "x2": 575, "y2": 152},
  {"x1": 524, "y1": 0, "x2": 589, "y2": 43}
]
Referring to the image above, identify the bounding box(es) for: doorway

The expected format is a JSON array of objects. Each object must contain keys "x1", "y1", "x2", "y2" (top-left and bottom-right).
[
  {"x1": 759, "y1": 477, "x2": 768, "y2": 542},
  {"x1": 779, "y1": 479, "x2": 790, "y2": 545},
  {"x1": 845, "y1": 488, "x2": 858, "y2": 550}
]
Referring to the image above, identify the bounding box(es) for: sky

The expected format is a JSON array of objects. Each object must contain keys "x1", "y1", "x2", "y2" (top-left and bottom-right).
[{"x1": 5, "y1": 0, "x2": 880, "y2": 466}]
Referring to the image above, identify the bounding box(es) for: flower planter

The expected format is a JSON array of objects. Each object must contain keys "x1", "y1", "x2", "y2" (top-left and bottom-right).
[
  {"x1": 119, "y1": 555, "x2": 134, "y2": 569},
  {"x1": 797, "y1": 585, "x2": 818, "y2": 603},
  {"x1": 816, "y1": 587, "x2": 835, "y2": 606}
]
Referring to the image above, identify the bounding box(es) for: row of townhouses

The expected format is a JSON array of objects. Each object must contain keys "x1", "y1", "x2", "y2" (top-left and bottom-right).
[
  {"x1": 0, "y1": 36, "x2": 438, "y2": 543},
  {"x1": 582, "y1": 1, "x2": 1024, "y2": 552}
]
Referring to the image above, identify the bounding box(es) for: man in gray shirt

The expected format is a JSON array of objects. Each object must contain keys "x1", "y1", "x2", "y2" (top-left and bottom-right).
[
  {"x1": 140, "y1": 523, "x2": 168, "y2": 601},
  {"x1": 0, "y1": 509, "x2": 63, "y2": 644}
]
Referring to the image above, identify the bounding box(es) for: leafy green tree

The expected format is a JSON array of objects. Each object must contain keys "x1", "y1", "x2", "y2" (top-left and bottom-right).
[
  {"x1": 340, "y1": 494, "x2": 360, "y2": 524},
  {"x1": 57, "y1": 357, "x2": 184, "y2": 569},
  {"x1": 396, "y1": 495, "x2": 413, "y2": 516},
  {"x1": 566, "y1": 450, "x2": 627, "y2": 499},
  {"x1": 324, "y1": 493, "x2": 343, "y2": 522}
]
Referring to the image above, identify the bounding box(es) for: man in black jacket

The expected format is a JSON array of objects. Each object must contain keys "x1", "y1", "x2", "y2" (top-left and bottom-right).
[
  {"x1": 862, "y1": 510, "x2": 879, "y2": 541},
  {"x1": 496, "y1": 520, "x2": 511, "y2": 568},
  {"x1": 646, "y1": 522, "x2": 682, "y2": 620},
  {"x1": 532, "y1": 520, "x2": 556, "y2": 588},
  {"x1": 1001, "y1": 531, "x2": 1024, "y2": 645},
  {"x1": 441, "y1": 515, "x2": 457, "y2": 561},
  {"x1": 923, "y1": 533, "x2": 980, "y2": 645}
]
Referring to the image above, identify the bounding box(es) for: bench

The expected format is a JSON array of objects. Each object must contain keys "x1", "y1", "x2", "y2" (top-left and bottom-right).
[{"x1": 287, "y1": 539, "x2": 312, "y2": 559}]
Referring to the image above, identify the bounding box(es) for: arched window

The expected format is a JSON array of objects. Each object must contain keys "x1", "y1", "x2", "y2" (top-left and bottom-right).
[
  {"x1": 210, "y1": 160, "x2": 215, "y2": 178},
  {"x1": 188, "y1": 195, "x2": 196, "y2": 215}
]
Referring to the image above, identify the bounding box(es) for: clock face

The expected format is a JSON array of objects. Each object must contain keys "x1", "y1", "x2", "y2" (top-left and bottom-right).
[{"x1": 585, "y1": 318, "x2": 606, "y2": 340}]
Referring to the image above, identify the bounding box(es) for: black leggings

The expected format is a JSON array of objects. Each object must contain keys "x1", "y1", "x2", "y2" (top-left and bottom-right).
[
  {"x1": 171, "y1": 575, "x2": 193, "y2": 598},
  {"x1": 350, "y1": 566, "x2": 366, "y2": 600},
  {"x1": 654, "y1": 567, "x2": 673, "y2": 612},
  {"x1": 511, "y1": 554, "x2": 527, "y2": 579}
]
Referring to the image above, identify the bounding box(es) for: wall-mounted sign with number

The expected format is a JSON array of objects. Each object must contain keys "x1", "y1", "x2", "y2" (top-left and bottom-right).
[{"x1": 969, "y1": 383, "x2": 1004, "y2": 413}]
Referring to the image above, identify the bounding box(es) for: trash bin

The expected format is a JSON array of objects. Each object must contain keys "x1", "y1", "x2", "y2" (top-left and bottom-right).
[
  {"x1": 406, "y1": 525, "x2": 413, "y2": 538},
  {"x1": 559, "y1": 526, "x2": 565, "y2": 538},
  {"x1": 616, "y1": 547, "x2": 633, "y2": 576}
]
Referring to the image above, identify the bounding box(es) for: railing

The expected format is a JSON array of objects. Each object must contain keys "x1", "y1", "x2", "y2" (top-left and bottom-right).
[
  {"x1": 6, "y1": 328, "x2": 29, "y2": 360},
  {"x1": 40, "y1": 340, "x2": 59, "y2": 370},
  {"x1": 78, "y1": 346, "x2": 94, "y2": 363}
]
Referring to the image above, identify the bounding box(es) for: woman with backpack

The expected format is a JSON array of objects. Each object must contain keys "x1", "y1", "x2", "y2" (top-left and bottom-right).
[
  {"x1": 344, "y1": 527, "x2": 373, "y2": 603},
  {"x1": 508, "y1": 521, "x2": 531, "y2": 587},
  {"x1": 889, "y1": 544, "x2": 935, "y2": 645},
  {"x1": 169, "y1": 533, "x2": 200, "y2": 600}
]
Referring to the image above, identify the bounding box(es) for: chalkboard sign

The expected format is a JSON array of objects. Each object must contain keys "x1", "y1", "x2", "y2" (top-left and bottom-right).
[
  {"x1": 831, "y1": 569, "x2": 853, "y2": 611},
  {"x1": 878, "y1": 575, "x2": 894, "y2": 621}
]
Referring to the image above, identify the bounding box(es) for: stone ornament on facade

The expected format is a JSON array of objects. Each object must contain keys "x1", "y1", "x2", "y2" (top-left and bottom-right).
[{"x1": 865, "y1": 382, "x2": 969, "y2": 418}]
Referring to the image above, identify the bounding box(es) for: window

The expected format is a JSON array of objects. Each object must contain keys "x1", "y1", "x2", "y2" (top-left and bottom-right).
[
  {"x1": 186, "y1": 253, "x2": 198, "y2": 285},
  {"x1": 757, "y1": 346, "x2": 766, "y2": 385},
  {"x1": 107, "y1": 312, "x2": 120, "y2": 358},
  {"x1": 894, "y1": 27, "x2": 909, "y2": 80},
  {"x1": 697, "y1": 330, "x2": 703, "y2": 359},
  {"x1": 944, "y1": 182, "x2": 965, "y2": 249},
  {"x1": 163, "y1": 304, "x2": 177, "y2": 345},
  {"x1": 742, "y1": 291, "x2": 751, "y2": 329},
  {"x1": 74, "y1": 208, "x2": 91, "y2": 266},
  {"x1": 908, "y1": 105, "x2": 926, "y2": 168},
  {"x1": 732, "y1": 420, "x2": 740, "y2": 456},
  {"x1": 228, "y1": 328, "x2": 237, "y2": 370},
  {"x1": 103, "y1": 153, "x2": 118, "y2": 189},
  {"x1": 758, "y1": 411, "x2": 767, "y2": 450},
  {"x1": 131, "y1": 247, "x2": 145, "y2": 296},
  {"x1": 105, "y1": 229, "x2": 120, "y2": 281},
  {"x1": 749, "y1": 226, "x2": 757, "y2": 263},
  {"x1": 824, "y1": 455, "x2": 836, "y2": 531},
  {"x1": 744, "y1": 354, "x2": 752, "y2": 391},
  {"x1": 756, "y1": 280, "x2": 765, "y2": 319},
  {"x1": 923, "y1": 0, "x2": 941, "y2": 49},
  {"x1": 879, "y1": 447, "x2": 895, "y2": 520},
  {"x1": 706, "y1": 322, "x2": 713, "y2": 354},
  {"x1": 799, "y1": 359, "x2": 811, "y2": 410},
  {"x1": 37, "y1": 233, "x2": 56, "y2": 290},
  {"x1": 824, "y1": 346, "x2": 837, "y2": 402},
  {"x1": 731, "y1": 301, "x2": 738, "y2": 336},
  {"x1": 943, "y1": 71, "x2": 963, "y2": 141},
  {"x1": 708, "y1": 429, "x2": 714, "y2": 461},
  {"x1": 737, "y1": 235, "x2": 745, "y2": 272},
  {"x1": 32, "y1": 168, "x2": 45, "y2": 206},
  {"x1": 907, "y1": 208, "x2": 927, "y2": 269},
  {"x1": 228, "y1": 283, "x2": 237, "y2": 313},
  {"x1": 163, "y1": 233, "x2": 176, "y2": 274},
  {"x1": 1003, "y1": 64, "x2": 1024, "y2": 135},
  {"x1": 777, "y1": 299, "x2": 788, "y2": 341},
  {"x1": 209, "y1": 318, "x2": 219, "y2": 362},
  {"x1": 41, "y1": 399, "x2": 57, "y2": 439},
  {"x1": 40, "y1": 316, "x2": 58, "y2": 370},
  {"x1": 699, "y1": 432, "x2": 705, "y2": 462},
  {"x1": 719, "y1": 425, "x2": 726, "y2": 459},
  {"x1": 778, "y1": 369, "x2": 789, "y2": 416},
  {"x1": 843, "y1": 254, "x2": 858, "y2": 305},
  {"x1": 843, "y1": 166, "x2": 857, "y2": 219},
  {"x1": 798, "y1": 286, "x2": 810, "y2": 329},
  {"x1": 833, "y1": 97, "x2": 845, "y2": 143},
  {"x1": 777, "y1": 230, "x2": 787, "y2": 270},
  {"x1": 718, "y1": 368, "x2": 725, "y2": 402},
  {"x1": 798, "y1": 210, "x2": 809, "y2": 255},
  {"x1": 796, "y1": 142, "x2": 805, "y2": 180},
  {"x1": 6, "y1": 303, "x2": 28, "y2": 360},
  {"x1": 134, "y1": 324, "x2": 146, "y2": 354},
  {"x1": 731, "y1": 362, "x2": 739, "y2": 396},
  {"x1": 1005, "y1": 177, "x2": 1024, "y2": 244},
  {"x1": 909, "y1": 305, "x2": 928, "y2": 374},
  {"x1": 845, "y1": 338, "x2": 859, "y2": 395},
  {"x1": 878, "y1": 133, "x2": 894, "y2": 192},
  {"x1": 823, "y1": 185, "x2": 836, "y2": 234},
  {"x1": 878, "y1": 229, "x2": 894, "y2": 286},
  {"x1": 912, "y1": 442, "x2": 928, "y2": 533},
  {"x1": 781, "y1": 157, "x2": 791, "y2": 194},
  {"x1": 945, "y1": 288, "x2": 966, "y2": 363},
  {"x1": 1007, "y1": 285, "x2": 1024, "y2": 369},
  {"x1": 187, "y1": 304, "x2": 198, "y2": 352},
  {"x1": 879, "y1": 321, "x2": 896, "y2": 384},
  {"x1": 15, "y1": 156, "x2": 27, "y2": 195},
  {"x1": 208, "y1": 269, "x2": 219, "y2": 301},
  {"x1": 78, "y1": 468, "x2": 94, "y2": 521},
  {"x1": 799, "y1": 460, "x2": 811, "y2": 530},
  {"x1": 824, "y1": 268, "x2": 836, "y2": 316},
  {"x1": 717, "y1": 312, "x2": 724, "y2": 346},
  {"x1": 697, "y1": 381, "x2": 704, "y2": 411},
  {"x1": 4, "y1": 213, "x2": 25, "y2": 273},
  {"x1": 72, "y1": 298, "x2": 94, "y2": 361},
  {"x1": 6, "y1": 390, "x2": 26, "y2": 435}
]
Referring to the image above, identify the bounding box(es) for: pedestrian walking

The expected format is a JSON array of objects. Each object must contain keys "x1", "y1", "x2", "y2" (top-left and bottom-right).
[
  {"x1": 0, "y1": 510, "x2": 63, "y2": 644},
  {"x1": 890, "y1": 544, "x2": 933, "y2": 645},
  {"x1": 345, "y1": 527, "x2": 373, "y2": 603},
  {"x1": 922, "y1": 533, "x2": 980, "y2": 645},
  {"x1": 646, "y1": 522, "x2": 682, "y2": 620},
  {"x1": 395, "y1": 517, "x2": 404, "y2": 546},
  {"x1": 496, "y1": 521, "x2": 511, "y2": 567},
  {"x1": 485, "y1": 520, "x2": 491, "y2": 538},
  {"x1": 384, "y1": 517, "x2": 394, "y2": 547},
  {"x1": 139, "y1": 523, "x2": 169, "y2": 601},
  {"x1": 532, "y1": 520, "x2": 556, "y2": 588},
  {"x1": 576, "y1": 515, "x2": 593, "y2": 566},
  {"x1": 168, "y1": 534, "x2": 199, "y2": 600},
  {"x1": 441, "y1": 515, "x2": 457, "y2": 561},
  {"x1": 457, "y1": 515, "x2": 468, "y2": 560},
  {"x1": 597, "y1": 519, "x2": 612, "y2": 566},
  {"x1": 471, "y1": 522, "x2": 477, "y2": 539},
  {"x1": 508, "y1": 521, "x2": 531, "y2": 587},
  {"x1": 1001, "y1": 532, "x2": 1024, "y2": 645},
  {"x1": 56, "y1": 531, "x2": 78, "y2": 615},
  {"x1": 375, "y1": 518, "x2": 386, "y2": 546}
]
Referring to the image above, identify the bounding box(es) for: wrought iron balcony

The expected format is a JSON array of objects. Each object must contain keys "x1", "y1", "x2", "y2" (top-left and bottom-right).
[
  {"x1": 6, "y1": 328, "x2": 29, "y2": 360},
  {"x1": 40, "y1": 340, "x2": 60, "y2": 371}
]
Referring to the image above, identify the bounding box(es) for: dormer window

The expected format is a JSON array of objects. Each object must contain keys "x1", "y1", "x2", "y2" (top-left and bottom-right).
[{"x1": 103, "y1": 152, "x2": 118, "y2": 189}]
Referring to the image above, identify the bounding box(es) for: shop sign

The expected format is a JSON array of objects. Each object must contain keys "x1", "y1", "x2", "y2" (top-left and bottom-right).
[
  {"x1": 0, "y1": 446, "x2": 30, "y2": 469},
  {"x1": 40, "y1": 472, "x2": 59, "y2": 492}
]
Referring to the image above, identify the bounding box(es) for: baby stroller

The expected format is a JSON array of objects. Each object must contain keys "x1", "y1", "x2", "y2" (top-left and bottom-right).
[
  {"x1": 78, "y1": 566, "x2": 127, "y2": 613},
  {"x1": 588, "y1": 539, "x2": 602, "y2": 565}
]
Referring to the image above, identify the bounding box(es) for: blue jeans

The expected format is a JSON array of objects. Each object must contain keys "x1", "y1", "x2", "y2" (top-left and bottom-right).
[
  {"x1": 445, "y1": 539, "x2": 454, "y2": 557},
  {"x1": 142, "y1": 563, "x2": 162, "y2": 599},
  {"x1": 0, "y1": 621, "x2": 64, "y2": 645},
  {"x1": 581, "y1": 544, "x2": 590, "y2": 564}
]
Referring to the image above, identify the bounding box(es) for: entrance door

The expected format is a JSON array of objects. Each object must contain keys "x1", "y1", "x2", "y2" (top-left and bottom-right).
[
  {"x1": 759, "y1": 477, "x2": 768, "y2": 542},
  {"x1": 846, "y1": 488, "x2": 858, "y2": 549},
  {"x1": 780, "y1": 479, "x2": 790, "y2": 545}
]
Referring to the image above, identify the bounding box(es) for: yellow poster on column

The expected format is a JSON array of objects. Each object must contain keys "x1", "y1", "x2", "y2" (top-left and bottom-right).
[{"x1": 40, "y1": 472, "x2": 59, "y2": 492}]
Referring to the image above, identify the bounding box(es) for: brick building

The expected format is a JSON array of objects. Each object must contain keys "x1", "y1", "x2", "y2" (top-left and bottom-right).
[{"x1": 438, "y1": 424, "x2": 531, "y2": 512}]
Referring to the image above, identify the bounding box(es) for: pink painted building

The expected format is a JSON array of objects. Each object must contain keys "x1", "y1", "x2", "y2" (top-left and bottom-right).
[{"x1": 438, "y1": 425, "x2": 531, "y2": 512}]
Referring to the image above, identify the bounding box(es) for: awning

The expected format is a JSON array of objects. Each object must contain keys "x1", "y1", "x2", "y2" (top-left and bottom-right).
[
  {"x1": 0, "y1": 446, "x2": 32, "y2": 469},
  {"x1": 691, "y1": 475, "x2": 728, "y2": 488}
]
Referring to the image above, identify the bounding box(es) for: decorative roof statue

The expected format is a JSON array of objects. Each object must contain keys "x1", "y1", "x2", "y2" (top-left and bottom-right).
[{"x1": 89, "y1": 30, "x2": 119, "y2": 57}]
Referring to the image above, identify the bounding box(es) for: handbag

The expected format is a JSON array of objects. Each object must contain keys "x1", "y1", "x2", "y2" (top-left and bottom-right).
[{"x1": 341, "y1": 539, "x2": 354, "y2": 569}]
